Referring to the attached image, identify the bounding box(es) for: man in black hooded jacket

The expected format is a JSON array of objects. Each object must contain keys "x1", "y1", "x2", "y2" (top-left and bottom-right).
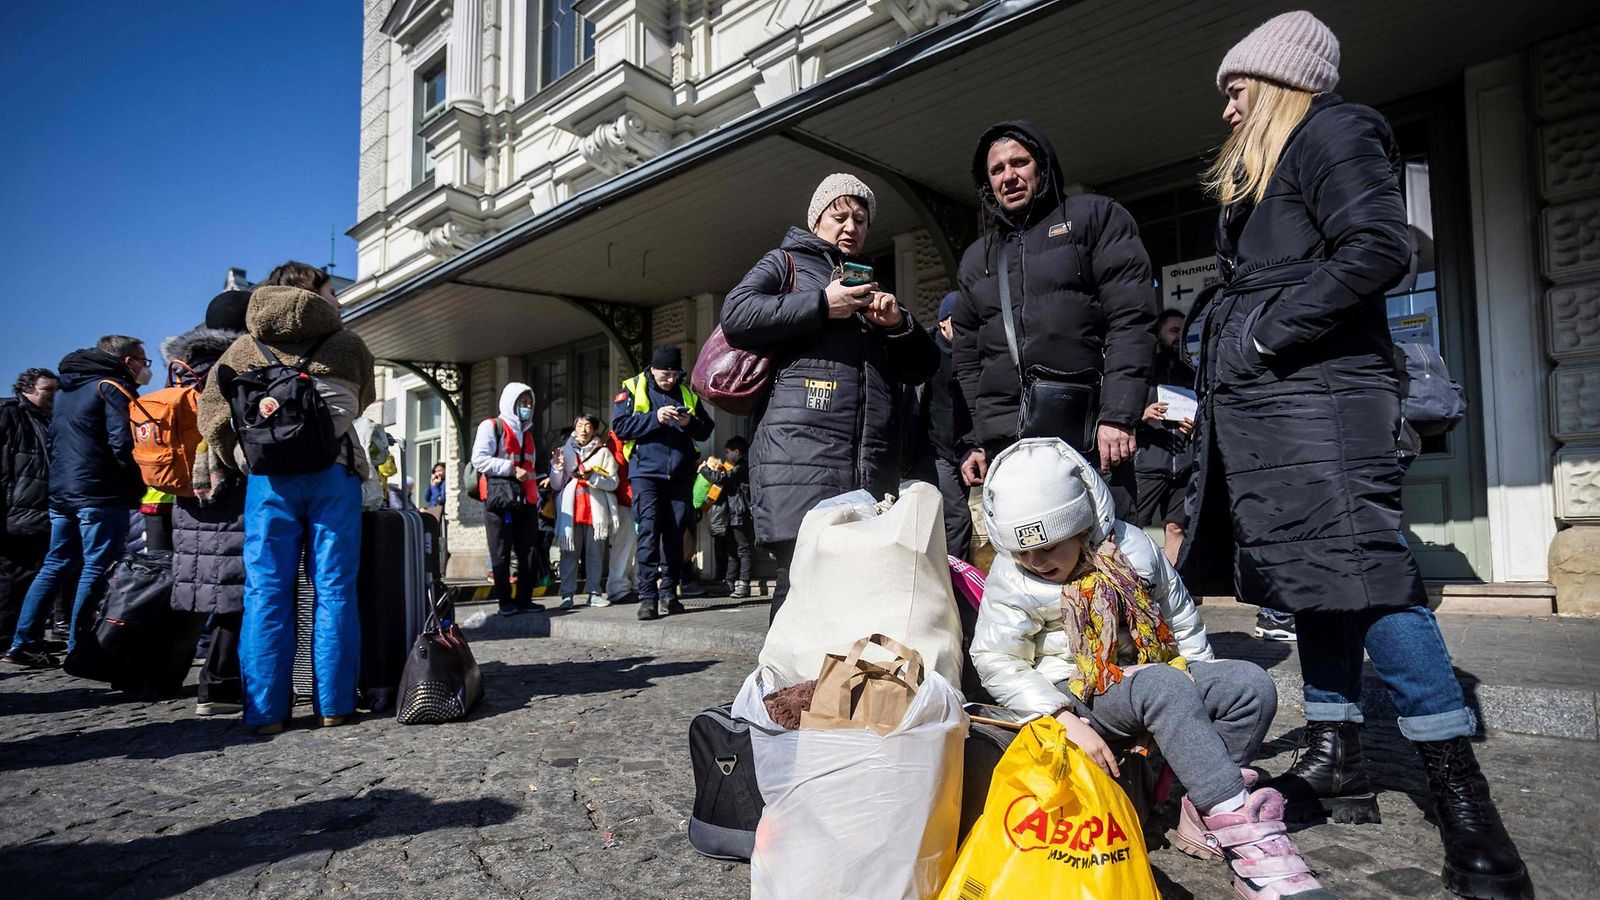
[
  {"x1": 952, "y1": 121, "x2": 1156, "y2": 516},
  {"x1": 5, "y1": 338, "x2": 148, "y2": 666}
]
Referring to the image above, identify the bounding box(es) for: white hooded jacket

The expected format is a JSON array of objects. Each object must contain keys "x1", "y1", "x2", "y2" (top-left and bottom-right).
[
  {"x1": 471, "y1": 383, "x2": 538, "y2": 479},
  {"x1": 970, "y1": 449, "x2": 1213, "y2": 717}
]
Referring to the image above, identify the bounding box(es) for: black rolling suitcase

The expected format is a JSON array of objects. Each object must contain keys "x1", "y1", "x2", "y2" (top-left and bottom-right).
[
  {"x1": 959, "y1": 719, "x2": 1018, "y2": 843},
  {"x1": 357, "y1": 436, "x2": 443, "y2": 711},
  {"x1": 687, "y1": 704, "x2": 764, "y2": 860}
]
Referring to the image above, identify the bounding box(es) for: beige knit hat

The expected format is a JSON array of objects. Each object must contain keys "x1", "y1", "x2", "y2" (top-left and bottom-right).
[
  {"x1": 807, "y1": 173, "x2": 876, "y2": 227},
  {"x1": 1217, "y1": 10, "x2": 1340, "y2": 95}
]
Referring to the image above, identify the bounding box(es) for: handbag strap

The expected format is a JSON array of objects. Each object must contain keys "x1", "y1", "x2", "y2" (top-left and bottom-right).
[{"x1": 998, "y1": 240, "x2": 1023, "y2": 376}]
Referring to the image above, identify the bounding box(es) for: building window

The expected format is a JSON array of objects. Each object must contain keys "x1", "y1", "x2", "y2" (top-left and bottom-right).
[
  {"x1": 539, "y1": 0, "x2": 595, "y2": 88},
  {"x1": 414, "y1": 58, "x2": 447, "y2": 185},
  {"x1": 526, "y1": 338, "x2": 611, "y2": 450},
  {"x1": 408, "y1": 389, "x2": 444, "y2": 507}
]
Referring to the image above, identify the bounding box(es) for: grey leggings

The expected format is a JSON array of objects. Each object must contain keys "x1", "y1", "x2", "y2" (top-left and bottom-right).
[{"x1": 1067, "y1": 659, "x2": 1278, "y2": 811}]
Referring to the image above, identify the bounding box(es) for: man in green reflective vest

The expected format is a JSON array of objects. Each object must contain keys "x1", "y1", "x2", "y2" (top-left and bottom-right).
[{"x1": 610, "y1": 345, "x2": 715, "y2": 620}]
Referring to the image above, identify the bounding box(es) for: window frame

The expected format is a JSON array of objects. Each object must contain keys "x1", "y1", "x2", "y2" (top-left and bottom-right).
[{"x1": 413, "y1": 53, "x2": 448, "y2": 185}]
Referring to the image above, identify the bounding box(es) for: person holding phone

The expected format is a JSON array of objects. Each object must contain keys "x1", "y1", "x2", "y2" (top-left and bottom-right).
[
  {"x1": 720, "y1": 173, "x2": 941, "y2": 620},
  {"x1": 610, "y1": 346, "x2": 715, "y2": 621}
]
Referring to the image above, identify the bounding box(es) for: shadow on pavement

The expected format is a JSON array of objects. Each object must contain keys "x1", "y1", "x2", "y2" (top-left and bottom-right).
[
  {"x1": 0, "y1": 716, "x2": 257, "y2": 774},
  {"x1": 0, "y1": 683, "x2": 135, "y2": 718},
  {"x1": 0, "y1": 788, "x2": 518, "y2": 899},
  {"x1": 1206, "y1": 630, "x2": 1293, "y2": 672},
  {"x1": 471, "y1": 655, "x2": 718, "y2": 719}
]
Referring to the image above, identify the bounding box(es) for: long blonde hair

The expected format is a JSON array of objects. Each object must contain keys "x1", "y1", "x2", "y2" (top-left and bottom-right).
[{"x1": 1203, "y1": 76, "x2": 1316, "y2": 206}]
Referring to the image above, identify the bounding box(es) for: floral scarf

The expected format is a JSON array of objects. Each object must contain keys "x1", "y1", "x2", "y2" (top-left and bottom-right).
[{"x1": 1060, "y1": 537, "x2": 1185, "y2": 700}]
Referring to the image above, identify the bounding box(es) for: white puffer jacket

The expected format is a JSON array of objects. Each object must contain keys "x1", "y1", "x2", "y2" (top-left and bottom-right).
[{"x1": 970, "y1": 463, "x2": 1213, "y2": 716}]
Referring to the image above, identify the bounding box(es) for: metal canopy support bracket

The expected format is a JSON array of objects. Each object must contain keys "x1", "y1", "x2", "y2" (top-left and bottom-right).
[
  {"x1": 382, "y1": 359, "x2": 471, "y2": 463},
  {"x1": 451, "y1": 278, "x2": 653, "y2": 371},
  {"x1": 780, "y1": 128, "x2": 977, "y2": 284}
]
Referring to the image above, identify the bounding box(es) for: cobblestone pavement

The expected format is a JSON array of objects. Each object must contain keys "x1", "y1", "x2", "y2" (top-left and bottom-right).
[{"x1": 2, "y1": 636, "x2": 1596, "y2": 899}]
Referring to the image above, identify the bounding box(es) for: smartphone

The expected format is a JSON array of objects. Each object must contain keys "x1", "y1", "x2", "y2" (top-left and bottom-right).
[{"x1": 840, "y1": 262, "x2": 874, "y2": 287}]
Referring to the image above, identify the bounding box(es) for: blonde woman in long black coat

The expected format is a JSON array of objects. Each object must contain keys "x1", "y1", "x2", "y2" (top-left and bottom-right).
[{"x1": 1180, "y1": 12, "x2": 1531, "y2": 900}]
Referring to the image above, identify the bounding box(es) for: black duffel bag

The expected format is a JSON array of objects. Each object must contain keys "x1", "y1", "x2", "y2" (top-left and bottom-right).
[
  {"x1": 396, "y1": 603, "x2": 484, "y2": 725},
  {"x1": 93, "y1": 551, "x2": 177, "y2": 654},
  {"x1": 687, "y1": 703, "x2": 764, "y2": 860},
  {"x1": 64, "y1": 551, "x2": 201, "y2": 696}
]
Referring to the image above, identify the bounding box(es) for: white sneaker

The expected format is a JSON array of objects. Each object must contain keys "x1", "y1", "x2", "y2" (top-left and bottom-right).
[
  {"x1": 589, "y1": 593, "x2": 611, "y2": 608},
  {"x1": 559, "y1": 596, "x2": 574, "y2": 610}
]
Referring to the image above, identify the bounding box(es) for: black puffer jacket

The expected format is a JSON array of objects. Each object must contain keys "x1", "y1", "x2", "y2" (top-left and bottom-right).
[
  {"x1": 1178, "y1": 95, "x2": 1423, "y2": 614},
  {"x1": 953, "y1": 120, "x2": 1156, "y2": 450},
  {"x1": 49, "y1": 349, "x2": 143, "y2": 510},
  {"x1": 0, "y1": 395, "x2": 52, "y2": 536},
  {"x1": 170, "y1": 490, "x2": 245, "y2": 614},
  {"x1": 165, "y1": 324, "x2": 247, "y2": 615},
  {"x1": 722, "y1": 227, "x2": 941, "y2": 544}
]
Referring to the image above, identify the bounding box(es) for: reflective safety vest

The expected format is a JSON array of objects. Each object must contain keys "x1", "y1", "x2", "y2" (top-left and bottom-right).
[{"x1": 620, "y1": 372, "x2": 701, "y2": 461}]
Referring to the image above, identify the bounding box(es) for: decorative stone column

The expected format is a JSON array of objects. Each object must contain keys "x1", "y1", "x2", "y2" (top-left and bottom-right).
[
  {"x1": 1535, "y1": 26, "x2": 1600, "y2": 614},
  {"x1": 446, "y1": 0, "x2": 485, "y2": 112}
]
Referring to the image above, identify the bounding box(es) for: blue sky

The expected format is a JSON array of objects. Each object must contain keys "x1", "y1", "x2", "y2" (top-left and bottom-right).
[{"x1": 0, "y1": 0, "x2": 361, "y2": 384}]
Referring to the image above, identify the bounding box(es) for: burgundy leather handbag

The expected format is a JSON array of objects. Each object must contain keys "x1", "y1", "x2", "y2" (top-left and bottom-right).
[{"x1": 692, "y1": 252, "x2": 794, "y2": 417}]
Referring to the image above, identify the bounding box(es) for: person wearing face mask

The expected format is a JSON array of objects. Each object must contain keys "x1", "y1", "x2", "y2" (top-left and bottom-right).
[
  {"x1": 471, "y1": 382, "x2": 549, "y2": 617},
  {"x1": 197, "y1": 262, "x2": 376, "y2": 734},
  {"x1": 4, "y1": 338, "x2": 149, "y2": 668},
  {"x1": 720, "y1": 174, "x2": 941, "y2": 620}
]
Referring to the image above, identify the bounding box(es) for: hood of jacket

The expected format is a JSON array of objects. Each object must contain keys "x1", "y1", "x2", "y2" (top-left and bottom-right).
[
  {"x1": 246, "y1": 286, "x2": 343, "y2": 343},
  {"x1": 498, "y1": 382, "x2": 535, "y2": 432},
  {"x1": 970, "y1": 119, "x2": 1069, "y2": 233},
  {"x1": 778, "y1": 226, "x2": 857, "y2": 264},
  {"x1": 161, "y1": 326, "x2": 242, "y2": 372},
  {"x1": 56, "y1": 348, "x2": 135, "y2": 392}
]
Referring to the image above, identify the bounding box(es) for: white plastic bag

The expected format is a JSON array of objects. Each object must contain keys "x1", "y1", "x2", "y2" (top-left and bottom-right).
[
  {"x1": 761, "y1": 482, "x2": 965, "y2": 688},
  {"x1": 734, "y1": 664, "x2": 968, "y2": 900}
]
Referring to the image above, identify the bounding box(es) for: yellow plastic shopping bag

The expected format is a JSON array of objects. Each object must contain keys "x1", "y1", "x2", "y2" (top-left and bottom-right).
[{"x1": 937, "y1": 717, "x2": 1159, "y2": 900}]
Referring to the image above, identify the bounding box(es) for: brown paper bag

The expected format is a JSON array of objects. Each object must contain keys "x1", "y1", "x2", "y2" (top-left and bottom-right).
[{"x1": 799, "y1": 634, "x2": 925, "y2": 736}]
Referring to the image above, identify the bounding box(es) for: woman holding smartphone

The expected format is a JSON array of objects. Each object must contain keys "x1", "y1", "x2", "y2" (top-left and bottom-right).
[{"x1": 721, "y1": 173, "x2": 941, "y2": 619}]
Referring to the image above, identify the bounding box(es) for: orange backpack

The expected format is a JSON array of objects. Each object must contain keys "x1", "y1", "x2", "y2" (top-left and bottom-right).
[{"x1": 101, "y1": 363, "x2": 203, "y2": 496}]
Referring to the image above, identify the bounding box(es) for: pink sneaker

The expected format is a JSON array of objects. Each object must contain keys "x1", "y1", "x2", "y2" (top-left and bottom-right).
[
  {"x1": 1171, "y1": 769, "x2": 1261, "y2": 859},
  {"x1": 1183, "y1": 788, "x2": 1336, "y2": 899}
]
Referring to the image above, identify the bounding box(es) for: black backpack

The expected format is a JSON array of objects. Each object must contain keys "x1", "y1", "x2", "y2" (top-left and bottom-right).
[
  {"x1": 225, "y1": 336, "x2": 342, "y2": 475},
  {"x1": 687, "y1": 704, "x2": 764, "y2": 860}
]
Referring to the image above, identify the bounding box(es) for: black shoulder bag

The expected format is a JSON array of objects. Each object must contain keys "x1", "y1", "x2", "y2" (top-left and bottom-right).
[
  {"x1": 999, "y1": 240, "x2": 1100, "y2": 452},
  {"x1": 482, "y1": 421, "x2": 527, "y2": 515}
]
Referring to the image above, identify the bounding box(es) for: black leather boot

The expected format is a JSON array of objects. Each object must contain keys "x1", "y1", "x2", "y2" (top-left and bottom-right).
[
  {"x1": 636, "y1": 596, "x2": 658, "y2": 621},
  {"x1": 1261, "y1": 721, "x2": 1381, "y2": 824},
  {"x1": 1415, "y1": 737, "x2": 1534, "y2": 900}
]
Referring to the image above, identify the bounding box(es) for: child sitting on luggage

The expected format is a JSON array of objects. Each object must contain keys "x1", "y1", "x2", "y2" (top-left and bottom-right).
[{"x1": 971, "y1": 439, "x2": 1330, "y2": 900}]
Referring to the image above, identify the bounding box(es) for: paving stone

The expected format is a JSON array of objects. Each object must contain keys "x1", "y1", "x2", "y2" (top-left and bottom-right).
[{"x1": 5, "y1": 636, "x2": 1599, "y2": 898}]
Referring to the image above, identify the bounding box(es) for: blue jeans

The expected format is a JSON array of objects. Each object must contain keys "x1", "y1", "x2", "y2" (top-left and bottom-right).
[
  {"x1": 242, "y1": 465, "x2": 363, "y2": 726},
  {"x1": 1296, "y1": 604, "x2": 1476, "y2": 741},
  {"x1": 9, "y1": 506, "x2": 129, "y2": 655}
]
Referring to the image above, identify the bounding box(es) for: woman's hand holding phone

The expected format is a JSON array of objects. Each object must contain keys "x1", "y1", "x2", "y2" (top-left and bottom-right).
[
  {"x1": 826, "y1": 279, "x2": 875, "y2": 318},
  {"x1": 862, "y1": 292, "x2": 902, "y2": 328}
]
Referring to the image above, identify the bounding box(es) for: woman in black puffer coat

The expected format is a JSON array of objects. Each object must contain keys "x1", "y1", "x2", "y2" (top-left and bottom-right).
[
  {"x1": 721, "y1": 174, "x2": 940, "y2": 619},
  {"x1": 1180, "y1": 13, "x2": 1531, "y2": 900},
  {"x1": 165, "y1": 290, "x2": 251, "y2": 716}
]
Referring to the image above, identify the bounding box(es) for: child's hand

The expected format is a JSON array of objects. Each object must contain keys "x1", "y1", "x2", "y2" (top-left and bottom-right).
[{"x1": 1057, "y1": 712, "x2": 1120, "y2": 778}]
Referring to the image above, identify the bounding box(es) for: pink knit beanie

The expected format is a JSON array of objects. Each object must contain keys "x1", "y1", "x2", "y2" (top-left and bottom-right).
[{"x1": 1217, "y1": 11, "x2": 1340, "y2": 95}]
